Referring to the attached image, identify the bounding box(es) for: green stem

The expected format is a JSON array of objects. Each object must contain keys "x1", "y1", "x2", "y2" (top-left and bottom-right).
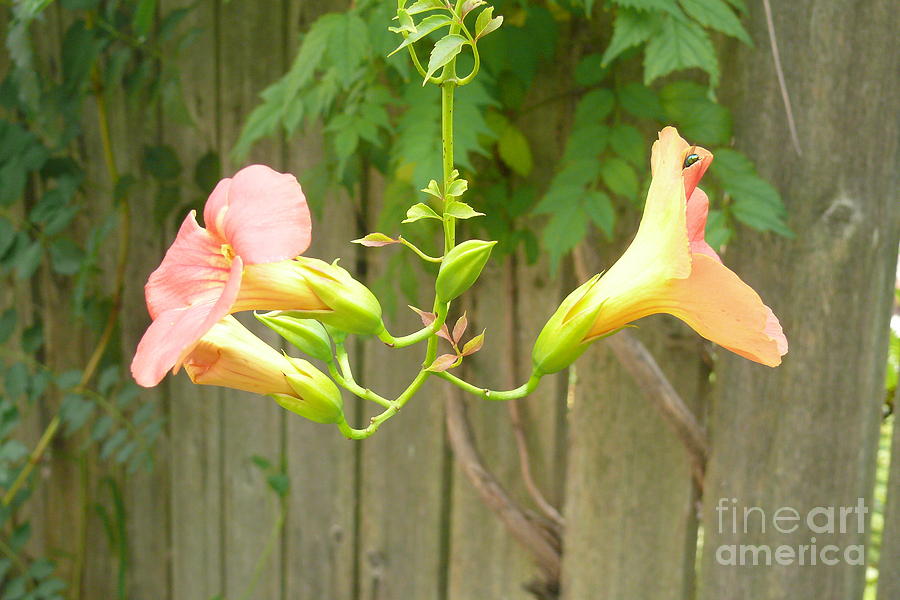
[
  {"x1": 436, "y1": 371, "x2": 543, "y2": 401},
  {"x1": 327, "y1": 360, "x2": 394, "y2": 410},
  {"x1": 399, "y1": 236, "x2": 443, "y2": 262},
  {"x1": 378, "y1": 302, "x2": 449, "y2": 348}
]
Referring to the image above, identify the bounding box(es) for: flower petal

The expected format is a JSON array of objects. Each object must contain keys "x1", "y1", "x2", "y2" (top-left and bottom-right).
[
  {"x1": 685, "y1": 188, "x2": 721, "y2": 263},
  {"x1": 203, "y1": 164, "x2": 312, "y2": 264},
  {"x1": 131, "y1": 257, "x2": 243, "y2": 387},
  {"x1": 662, "y1": 253, "x2": 787, "y2": 367},
  {"x1": 145, "y1": 211, "x2": 231, "y2": 319}
]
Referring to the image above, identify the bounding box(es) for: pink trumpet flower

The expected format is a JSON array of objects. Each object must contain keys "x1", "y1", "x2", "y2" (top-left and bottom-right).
[{"x1": 131, "y1": 165, "x2": 326, "y2": 388}]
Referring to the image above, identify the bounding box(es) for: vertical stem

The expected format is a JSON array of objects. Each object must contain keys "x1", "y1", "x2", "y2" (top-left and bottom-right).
[{"x1": 441, "y1": 81, "x2": 456, "y2": 254}]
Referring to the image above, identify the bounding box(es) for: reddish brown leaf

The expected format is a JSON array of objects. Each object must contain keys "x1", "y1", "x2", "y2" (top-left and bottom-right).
[
  {"x1": 426, "y1": 353, "x2": 459, "y2": 372},
  {"x1": 352, "y1": 232, "x2": 399, "y2": 247},
  {"x1": 452, "y1": 311, "x2": 468, "y2": 344}
]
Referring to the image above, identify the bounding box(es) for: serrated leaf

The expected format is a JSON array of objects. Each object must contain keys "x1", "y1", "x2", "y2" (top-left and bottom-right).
[
  {"x1": 422, "y1": 179, "x2": 443, "y2": 199},
  {"x1": 132, "y1": 0, "x2": 156, "y2": 39},
  {"x1": 574, "y1": 53, "x2": 609, "y2": 86},
  {"x1": 425, "y1": 34, "x2": 467, "y2": 82},
  {"x1": 609, "y1": 124, "x2": 646, "y2": 167},
  {"x1": 406, "y1": 0, "x2": 445, "y2": 15},
  {"x1": 50, "y1": 237, "x2": 84, "y2": 275},
  {"x1": 446, "y1": 178, "x2": 468, "y2": 197},
  {"x1": 403, "y1": 202, "x2": 442, "y2": 223},
  {"x1": 452, "y1": 312, "x2": 468, "y2": 343},
  {"x1": 445, "y1": 201, "x2": 484, "y2": 220},
  {"x1": 680, "y1": 0, "x2": 751, "y2": 44},
  {"x1": 389, "y1": 14, "x2": 452, "y2": 56},
  {"x1": 542, "y1": 201, "x2": 588, "y2": 269},
  {"x1": 602, "y1": 8, "x2": 661, "y2": 66},
  {"x1": 498, "y1": 125, "x2": 533, "y2": 176},
  {"x1": 0, "y1": 308, "x2": 16, "y2": 344},
  {"x1": 600, "y1": 157, "x2": 639, "y2": 199},
  {"x1": 409, "y1": 305, "x2": 453, "y2": 342},
  {"x1": 644, "y1": 15, "x2": 719, "y2": 87},
  {"x1": 617, "y1": 82, "x2": 665, "y2": 120},
  {"x1": 573, "y1": 89, "x2": 615, "y2": 125},
  {"x1": 352, "y1": 233, "x2": 400, "y2": 247},
  {"x1": 562, "y1": 124, "x2": 609, "y2": 164},
  {"x1": 461, "y1": 330, "x2": 485, "y2": 356},
  {"x1": 328, "y1": 13, "x2": 370, "y2": 86},
  {"x1": 584, "y1": 191, "x2": 615, "y2": 237},
  {"x1": 14, "y1": 239, "x2": 42, "y2": 280},
  {"x1": 613, "y1": 0, "x2": 680, "y2": 11},
  {"x1": 391, "y1": 9, "x2": 417, "y2": 35},
  {"x1": 426, "y1": 353, "x2": 459, "y2": 372},
  {"x1": 475, "y1": 9, "x2": 502, "y2": 39},
  {"x1": 659, "y1": 81, "x2": 731, "y2": 144}
]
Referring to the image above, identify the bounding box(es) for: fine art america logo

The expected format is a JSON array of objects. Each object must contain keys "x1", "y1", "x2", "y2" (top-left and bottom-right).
[{"x1": 714, "y1": 498, "x2": 868, "y2": 567}]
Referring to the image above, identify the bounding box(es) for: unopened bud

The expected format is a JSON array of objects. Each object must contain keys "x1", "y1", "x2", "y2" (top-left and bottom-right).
[
  {"x1": 274, "y1": 356, "x2": 344, "y2": 424},
  {"x1": 293, "y1": 257, "x2": 385, "y2": 336},
  {"x1": 256, "y1": 311, "x2": 333, "y2": 362},
  {"x1": 531, "y1": 274, "x2": 604, "y2": 375},
  {"x1": 435, "y1": 240, "x2": 496, "y2": 302}
]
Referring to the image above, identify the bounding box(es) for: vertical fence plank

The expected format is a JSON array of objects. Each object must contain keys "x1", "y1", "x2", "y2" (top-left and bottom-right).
[
  {"x1": 699, "y1": 2, "x2": 899, "y2": 599},
  {"x1": 155, "y1": 1, "x2": 226, "y2": 599},
  {"x1": 446, "y1": 257, "x2": 566, "y2": 600},
  {"x1": 216, "y1": 1, "x2": 290, "y2": 598},
  {"x1": 561, "y1": 316, "x2": 706, "y2": 600}
]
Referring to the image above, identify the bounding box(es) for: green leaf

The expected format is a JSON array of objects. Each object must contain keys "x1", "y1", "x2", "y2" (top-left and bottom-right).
[
  {"x1": 475, "y1": 7, "x2": 503, "y2": 39},
  {"x1": 574, "y1": 89, "x2": 615, "y2": 125},
  {"x1": 461, "y1": 330, "x2": 485, "y2": 356},
  {"x1": 446, "y1": 178, "x2": 468, "y2": 197},
  {"x1": 445, "y1": 202, "x2": 484, "y2": 220},
  {"x1": 660, "y1": 81, "x2": 731, "y2": 144},
  {"x1": 406, "y1": 0, "x2": 445, "y2": 15},
  {"x1": 60, "y1": 393, "x2": 95, "y2": 434},
  {"x1": 705, "y1": 208, "x2": 732, "y2": 249},
  {"x1": 267, "y1": 473, "x2": 290, "y2": 497},
  {"x1": 574, "y1": 53, "x2": 609, "y2": 86},
  {"x1": 132, "y1": 0, "x2": 157, "y2": 39},
  {"x1": 389, "y1": 15, "x2": 452, "y2": 56},
  {"x1": 613, "y1": 0, "x2": 680, "y2": 10},
  {"x1": 600, "y1": 157, "x2": 639, "y2": 199},
  {"x1": 0, "y1": 217, "x2": 15, "y2": 258},
  {"x1": 0, "y1": 308, "x2": 16, "y2": 344},
  {"x1": 352, "y1": 232, "x2": 400, "y2": 247},
  {"x1": 143, "y1": 145, "x2": 182, "y2": 180},
  {"x1": 616, "y1": 82, "x2": 665, "y2": 120},
  {"x1": 562, "y1": 124, "x2": 609, "y2": 164},
  {"x1": 403, "y1": 203, "x2": 442, "y2": 223},
  {"x1": 422, "y1": 179, "x2": 443, "y2": 199},
  {"x1": 327, "y1": 13, "x2": 370, "y2": 86},
  {"x1": 50, "y1": 238, "x2": 84, "y2": 275},
  {"x1": 724, "y1": 174, "x2": 792, "y2": 236},
  {"x1": 542, "y1": 201, "x2": 588, "y2": 269},
  {"x1": 21, "y1": 322, "x2": 42, "y2": 354},
  {"x1": 709, "y1": 147, "x2": 754, "y2": 180},
  {"x1": 609, "y1": 124, "x2": 646, "y2": 167},
  {"x1": 644, "y1": 15, "x2": 719, "y2": 87},
  {"x1": 497, "y1": 125, "x2": 533, "y2": 176},
  {"x1": 680, "y1": 0, "x2": 751, "y2": 44},
  {"x1": 425, "y1": 35, "x2": 467, "y2": 82},
  {"x1": 14, "y1": 239, "x2": 42, "y2": 280},
  {"x1": 584, "y1": 191, "x2": 615, "y2": 238},
  {"x1": 194, "y1": 151, "x2": 221, "y2": 192},
  {"x1": 602, "y1": 8, "x2": 661, "y2": 65},
  {"x1": 61, "y1": 20, "x2": 101, "y2": 92}
]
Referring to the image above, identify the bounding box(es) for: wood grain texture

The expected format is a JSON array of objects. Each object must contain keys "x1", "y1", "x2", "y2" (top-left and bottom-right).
[
  {"x1": 699, "y1": 1, "x2": 900, "y2": 599},
  {"x1": 561, "y1": 316, "x2": 707, "y2": 600}
]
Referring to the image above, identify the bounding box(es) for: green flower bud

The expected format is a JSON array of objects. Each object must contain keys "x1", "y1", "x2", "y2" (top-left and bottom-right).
[
  {"x1": 435, "y1": 240, "x2": 497, "y2": 302},
  {"x1": 272, "y1": 356, "x2": 344, "y2": 424},
  {"x1": 531, "y1": 274, "x2": 605, "y2": 375},
  {"x1": 255, "y1": 311, "x2": 333, "y2": 362},
  {"x1": 293, "y1": 257, "x2": 385, "y2": 337}
]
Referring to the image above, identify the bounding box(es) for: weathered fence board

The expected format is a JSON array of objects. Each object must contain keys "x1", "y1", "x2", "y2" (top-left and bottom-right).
[{"x1": 699, "y1": 2, "x2": 899, "y2": 599}]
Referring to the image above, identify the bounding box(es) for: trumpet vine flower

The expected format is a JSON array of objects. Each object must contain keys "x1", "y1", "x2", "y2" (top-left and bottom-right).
[
  {"x1": 533, "y1": 127, "x2": 787, "y2": 374},
  {"x1": 131, "y1": 164, "x2": 326, "y2": 387}
]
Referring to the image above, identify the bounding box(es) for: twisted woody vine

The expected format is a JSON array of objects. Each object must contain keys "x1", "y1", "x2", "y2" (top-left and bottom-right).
[{"x1": 131, "y1": 0, "x2": 788, "y2": 439}]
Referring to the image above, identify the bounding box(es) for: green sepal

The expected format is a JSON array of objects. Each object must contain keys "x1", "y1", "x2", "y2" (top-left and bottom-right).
[
  {"x1": 255, "y1": 311, "x2": 333, "y2": 362},
  {"x1": 434, "y1": 239, "x2": 496, "y2": 302}
]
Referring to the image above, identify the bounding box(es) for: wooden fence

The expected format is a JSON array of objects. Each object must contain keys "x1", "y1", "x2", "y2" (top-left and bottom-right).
[{"x1": 13, "y1": 1, "x2": 899, "y2": 599}]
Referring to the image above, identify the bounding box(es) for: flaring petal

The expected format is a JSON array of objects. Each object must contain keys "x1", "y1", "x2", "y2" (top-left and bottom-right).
[
  {"x1": 204, "y1": 164, "x2": 312, "y2": 265},
  {"x1": 131, "y1": 257, "x2": 243, "y2": 387},
  {"x1": 662, "y1": 253, "x2": 787, "y2": 367},
  {"x1": 685, "y1": 188, "x2": 721, "y2": 263},
  {"x1": 145, "y1": 211, "x2": 231, "y2": 319}
]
